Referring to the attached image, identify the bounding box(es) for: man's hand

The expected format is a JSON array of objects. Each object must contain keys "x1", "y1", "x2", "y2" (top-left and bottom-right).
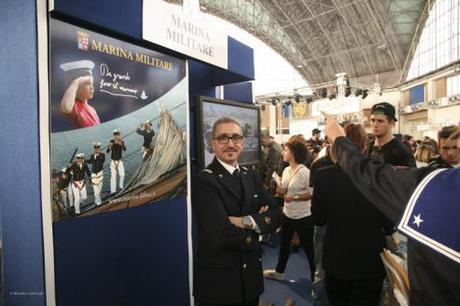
[
  {"x1": 258, "y1": 205, "x2": 269, "y2": 213},
  {"x1": 284, "y1": 195, "x2": 294, "y2": 202},
  {"x1": 322, "y1": 111, "x2": 345, "y2": 142},
  {"x1": 228, "y1": 216, "x2": 245, "y2": 228}
]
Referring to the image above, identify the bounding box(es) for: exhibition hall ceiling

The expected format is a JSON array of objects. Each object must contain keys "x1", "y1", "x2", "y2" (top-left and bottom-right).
[{"x1": 165, "y1": 0, "x2": 431, "y2": 88}]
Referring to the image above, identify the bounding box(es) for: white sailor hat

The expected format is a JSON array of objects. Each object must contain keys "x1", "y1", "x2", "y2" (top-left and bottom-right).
[
  {"x1": 60, "y1": 60, "x2": 94, "y2": 72},
  {"x1": 61, "y1": 167, "x2": 67, "y2": 172},
  {"x1": 113, "y1": 129, "x2": 121, "y2": 135},
  {"x1": 75, "y1": 153, "x2": 85, "y2": 159},
  {"x1": 93, "y1": 142, "x2": 101, "y2": 148},
  {"x1": 144, "y1": 120, "x2": 152, "y2": 125},
  {"x1": 60, "y1": 60, "x2": 95, "y2": 82}
]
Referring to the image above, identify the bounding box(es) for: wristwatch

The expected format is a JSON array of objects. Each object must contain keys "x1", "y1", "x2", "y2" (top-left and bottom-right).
[
  {"x1": 242, "y1": 216, "x2": 254, "y2": 229},
  {"x1": 293, "y1": 195, "x2": 300, "y2": 200}
]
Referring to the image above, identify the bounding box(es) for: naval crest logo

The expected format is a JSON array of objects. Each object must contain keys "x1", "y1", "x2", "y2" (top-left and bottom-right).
[
  {"x1": 293, "y1": 102, "x2": 307, "y2": 118},
  {"x1": 77, "y1": 31, "x2": 89, "y2": 51}
]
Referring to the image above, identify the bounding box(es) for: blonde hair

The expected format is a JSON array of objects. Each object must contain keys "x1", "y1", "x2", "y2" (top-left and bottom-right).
[{"x1": 415, "y1": 144, "x2": 434, "y2": 163}]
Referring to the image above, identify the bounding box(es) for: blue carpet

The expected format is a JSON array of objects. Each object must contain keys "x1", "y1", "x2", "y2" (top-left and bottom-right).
[{"x1": 260, "y1": 235, "x2": 313, "y2": 306}]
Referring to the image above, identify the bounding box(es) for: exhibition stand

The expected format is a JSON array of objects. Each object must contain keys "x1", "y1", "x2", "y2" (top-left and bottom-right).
[{"x1": 0, "y1": 1, "x2": 255, "y2": 305}]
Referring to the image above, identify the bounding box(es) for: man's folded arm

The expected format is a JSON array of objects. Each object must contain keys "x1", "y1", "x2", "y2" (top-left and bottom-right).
[
  {"x1": 250, "y1": 173, "x2": 283, "y2": 234},
  {"x1": 192, "y1": 176, "x2": 260, "y2": 252}
]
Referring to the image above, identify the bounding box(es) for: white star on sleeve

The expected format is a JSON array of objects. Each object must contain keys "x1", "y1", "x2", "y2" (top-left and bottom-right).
[{"x1": 413, "y1": 214, "x2": 424, "y2": 228}]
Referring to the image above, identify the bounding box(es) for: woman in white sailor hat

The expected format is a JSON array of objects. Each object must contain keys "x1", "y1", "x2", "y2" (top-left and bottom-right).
[{"x1": 59, "y1": 60, "x2": 100, "y2": 129}]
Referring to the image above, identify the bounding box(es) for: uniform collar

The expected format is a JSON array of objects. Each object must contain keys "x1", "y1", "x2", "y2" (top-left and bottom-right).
[{"x1": 216, "y1": 158, "x2": 239, "y2": 175}]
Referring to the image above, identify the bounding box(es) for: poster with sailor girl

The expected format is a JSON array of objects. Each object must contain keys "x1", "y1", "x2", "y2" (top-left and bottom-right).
[{"x1": 49, "y1": 18, "x2": 188, "y2": 222}]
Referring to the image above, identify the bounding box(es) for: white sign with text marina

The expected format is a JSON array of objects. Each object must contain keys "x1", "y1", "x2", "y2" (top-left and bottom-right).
[{"x1": 143, "y1": 0, "x2": 228, "y2": 69}]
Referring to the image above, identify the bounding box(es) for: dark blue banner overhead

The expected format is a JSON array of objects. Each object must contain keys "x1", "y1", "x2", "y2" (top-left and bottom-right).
[{"x1": 50, "y1": 18, "x2": 186, "y2": 132}]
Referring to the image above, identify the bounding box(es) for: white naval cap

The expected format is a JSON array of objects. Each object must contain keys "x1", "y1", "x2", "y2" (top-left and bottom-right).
[
  {"x1": 144, "y1": 119, "x2": 152, "y2": 125},
  {"x1": 61, "y1": 167, "x2": 67, "y2": 172},
  {"x1": 60, "y1": 60, "x2": 95, "y2": 83},
  {"x1": 60, "y1": 60, "x2": 95, "y2": 72},
  {"x1": 93, "y1": 141, "x2": 101, "y2": 148},
  {"x1": 75, "y1": 153, "x2": 85, "y2": 159},
  {"x1": 112, "y1": 129, "x2": 121, "y2": 134}
]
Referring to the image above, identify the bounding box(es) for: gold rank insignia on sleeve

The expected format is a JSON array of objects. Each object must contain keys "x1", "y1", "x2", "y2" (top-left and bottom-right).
[
  {"x1": 264, "y1": 216, "x2": 272, "y2": 224},
  {"x1": 245, "y1": 235, "x2": 252, "y2": 244}
]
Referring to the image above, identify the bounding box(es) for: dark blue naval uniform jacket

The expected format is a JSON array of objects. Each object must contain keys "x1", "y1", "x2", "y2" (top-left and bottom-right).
[{"x1": 192, "y1": 157, "x2": 283, "y2": 305}]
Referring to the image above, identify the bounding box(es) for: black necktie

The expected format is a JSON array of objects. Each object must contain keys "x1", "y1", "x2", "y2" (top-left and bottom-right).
[{"x1": 232, "y1": 168, "x2": 241, "y2": 180}]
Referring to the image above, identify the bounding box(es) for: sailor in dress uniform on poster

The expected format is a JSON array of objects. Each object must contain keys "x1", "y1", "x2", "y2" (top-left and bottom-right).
[
  {"x1": 69, "y1": 153, "x2": 91, "y2": 214},
  {"x1": 86, "y1": 142, "x2": 105, "y2": 206}
]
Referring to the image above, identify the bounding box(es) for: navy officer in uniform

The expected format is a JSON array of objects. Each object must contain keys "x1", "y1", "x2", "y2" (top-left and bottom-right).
[
  {"x1": 107, "y1": 129, "x2": 126, "y2": 194},
  {"x1": 68, "y1": 153, "x2": 91, "y2": 214},
  {"x1": 192, "y1": 117, "x2": 283, "y2": 306},
  {"x1": 57, "y1": 167, "x2": 72, "y2": 210},
  {"x1": 86, "y1": 142, "x2": 105, "y2": 205},
  {"x1": 136, "y1": 119, "x2": 155, "y2": 158}
]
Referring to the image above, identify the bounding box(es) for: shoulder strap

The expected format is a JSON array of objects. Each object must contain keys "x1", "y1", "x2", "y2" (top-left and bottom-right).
[
  {"x1": 201, "y1": 168, "x2": 214, "y2": 174},
  {"x1": 284, "y1": 164, "x2": 305, "y2": 188}
]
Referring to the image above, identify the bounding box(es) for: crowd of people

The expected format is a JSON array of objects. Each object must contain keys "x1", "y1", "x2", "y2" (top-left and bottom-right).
[{"x1": 191, "y1": 101, "x2": 459, "y2": 306}]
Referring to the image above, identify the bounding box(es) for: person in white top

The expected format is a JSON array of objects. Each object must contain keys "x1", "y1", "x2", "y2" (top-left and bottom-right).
[{"x1": 264, "y1": 135, "x2": 316, "y2": 282}]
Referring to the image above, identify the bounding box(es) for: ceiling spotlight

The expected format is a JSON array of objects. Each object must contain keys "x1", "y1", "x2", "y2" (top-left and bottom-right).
[
  {"x1": 329, "y1": 94, "x2": 336, "y2": 100},
  {"x1": 318, "y1": 88, "x2": 327, "y2": 98},
  {"x1": 355, "y1": 89, "x2": 363, "y2": 96},
  {"x1": 294, "y1": 93, "x2": 301, "y2": 103},
  {"x1": 285, "y1": 100, "x2": 292, "y2": 106},
  {"x1": 362, "y1": 90, "x2": 369, "y2": 99},
  {"x1": 306, "y1": 97, "x2": 313, "y2": 104},
  {"x1": 345, "y1": 87, "x2": 351, "y2": 97},
  {"x1": 271, "y1": 98, "x2": 277, "y2": 106}
]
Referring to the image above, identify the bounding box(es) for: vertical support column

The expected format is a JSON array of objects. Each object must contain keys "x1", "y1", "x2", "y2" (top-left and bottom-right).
[
  {"x1": 335, "y1": 72, "x2": 347, "y2": 97},
  {"x1": 0, "y1": 0, "x2": 46, "y2": 305}
]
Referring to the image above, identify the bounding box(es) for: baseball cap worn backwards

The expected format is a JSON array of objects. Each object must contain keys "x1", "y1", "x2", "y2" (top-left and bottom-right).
[{"x1": 371, "y1": 102, "x2": 397, "y2": 121}]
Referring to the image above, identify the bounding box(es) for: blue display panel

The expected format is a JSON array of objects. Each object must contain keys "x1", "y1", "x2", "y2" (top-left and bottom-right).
[{"x1": 409, "y1": 84, "x2": 425, "y2": 105}]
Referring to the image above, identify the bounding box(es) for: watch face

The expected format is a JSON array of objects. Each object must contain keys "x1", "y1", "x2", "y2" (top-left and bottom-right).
[{"x1": 243, "y1": 216, "x2": 252, "y2": 228}]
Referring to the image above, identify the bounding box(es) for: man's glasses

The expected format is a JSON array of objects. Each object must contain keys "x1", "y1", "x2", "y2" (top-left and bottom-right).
[{"x1": 213, "y1": 134, "x2": 244, "y2": 144}]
